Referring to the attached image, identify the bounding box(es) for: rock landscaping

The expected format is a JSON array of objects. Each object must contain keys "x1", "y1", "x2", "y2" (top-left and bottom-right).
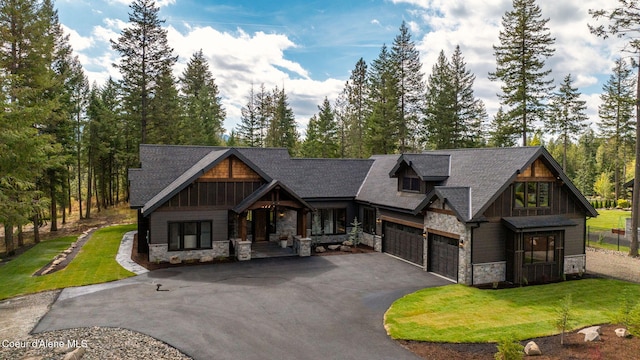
[{"x1": 35, "y1": 228, "x2": 97, "y2": 276}]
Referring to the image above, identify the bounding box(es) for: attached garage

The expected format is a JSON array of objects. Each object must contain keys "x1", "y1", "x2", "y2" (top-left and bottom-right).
[
  {"x1": 428, "y1": 234, "x2": 458, "y2": 281},
  {"x1": 382, "y1": 221, "x2": 424, "y2": 266}
]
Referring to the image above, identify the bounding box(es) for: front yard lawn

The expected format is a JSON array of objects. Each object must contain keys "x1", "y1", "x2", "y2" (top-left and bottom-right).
[
  {"x1": 587, "y1": 208, "x2": 631, "y2": 229},
  {"x1": 0, "y1": 224, "x2": 136, "y2": 301},
  {"x1": 384, "y1": 279, "x2": 640, "y2": 343}
]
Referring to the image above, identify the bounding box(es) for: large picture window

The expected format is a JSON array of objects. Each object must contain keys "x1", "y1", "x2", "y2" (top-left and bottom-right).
[
  {"x1": 514, "y1": 182, "x2": 551, "y2": 208},
  {"x1": 168, "y1": 221, "x2": 212, "y2": 251},
  {"x1": 523, "y1": 232, "x2": 555, "y2": 264},
  {"x1": 312, "y1": 208, "x2": 347, "y2": 235}
]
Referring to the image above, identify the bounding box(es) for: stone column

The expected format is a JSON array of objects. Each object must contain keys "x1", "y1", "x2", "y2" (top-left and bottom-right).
[
  {"x1": 298, "y1": 237, "x2": 311, "y2": 257},
  {"x1": 236, "y1": 241, "x2": 252, "y2": 261},
  {"x1": 373, "y1": 235, "x2": 382, "y2": 252}
]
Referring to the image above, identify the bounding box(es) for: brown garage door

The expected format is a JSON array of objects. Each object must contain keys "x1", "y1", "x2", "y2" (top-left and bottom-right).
[
  {"x1": 382, "y1": 222, "x2": 424, "y2": 266},
  {"x1": 428, "y1": 234, "x2": 458, "y2": 281}
]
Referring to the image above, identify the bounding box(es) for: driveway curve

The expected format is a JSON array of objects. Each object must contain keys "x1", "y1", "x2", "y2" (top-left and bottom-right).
[{"x1": 34, "y1": 253, "x2": 450, "y2": 360}]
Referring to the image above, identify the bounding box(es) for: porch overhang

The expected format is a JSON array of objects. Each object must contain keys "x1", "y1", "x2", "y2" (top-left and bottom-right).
[
  {"x1": 232, "y1": 179, "x2": 315, "y2": 214},
  {"x1": 502, "y1": 215, "x2": 577, "y2": 233}
]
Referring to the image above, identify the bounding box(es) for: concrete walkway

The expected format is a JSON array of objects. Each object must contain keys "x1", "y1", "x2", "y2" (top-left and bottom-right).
[
  {"x1": 35, "y1": 253, "x2": 450, "y2": 360},
  {"x1": 115, "y1": 231, "x2": 148, "y2": 275}
]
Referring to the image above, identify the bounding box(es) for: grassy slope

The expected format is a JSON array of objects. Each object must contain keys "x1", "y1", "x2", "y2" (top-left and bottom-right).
[
  {"x1": 0, "y1": 224, "x2": 136, "y2": 300},
  {"x1": 385, "y1": 279, "x2": 640, "y2": 343}
]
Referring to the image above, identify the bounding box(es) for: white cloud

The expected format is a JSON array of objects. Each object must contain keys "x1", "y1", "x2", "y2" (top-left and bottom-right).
[
  {"x1": 62, "y1": 24, "x2": 93, "y2": 51},
  {"x1": 394, "y1": 0, "x2": 623, "y2": 129}
]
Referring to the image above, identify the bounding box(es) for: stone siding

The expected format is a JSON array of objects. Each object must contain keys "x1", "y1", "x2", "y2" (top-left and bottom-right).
[
  {"x1": 149, "y1": 240, "x2": 229, "y2": 263},
  {"x1": 472, "y1": 262, "x2": 506, "y2": 285},
  {"x1": 425, "y1": 199, "x2": 472, "y2": 284},
  {"x1": 295, "y1": 236, "x2": 311, "y2": 257},
  {"x1": 564, "y1": 254, "x2": 586, "y2": 275}
]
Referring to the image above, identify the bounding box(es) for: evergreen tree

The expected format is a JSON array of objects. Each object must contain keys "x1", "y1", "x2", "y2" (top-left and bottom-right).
[
  {"x1": 489, "y1": 0, "x2": 555, "y2": 146},
  {"x1": 149, "y1": 66, "x2": 181, "y2": 144},
  {"x1": 111, "y1": 0, "x2": 178, "y2": 148},
  {"x1": 267, "y1": 87, "x2": 298, "y2": 154},
  {"x1": 340, "y1": 58, "x2": 369, "y2": 158},
  {"x1": 238, "y1": 84, "x2": 261, "y2": 147},
  {"x1": 179, "y1": 49, "x2": 226, "y2": 145},
  {"x1": 391, "y1": 21, "x2": 425, "y2": 152},
  {"x1": 545, "y1": 74, "x2": 588, "y2": 171},
  {"x1": 598, "y1": 58, "x2": 636, "y2": 200},
  {"x1": 366, "y1": 44, "x2": 400, "y2": 155},
  {"x1": 424, "y1": 50, "x2": 455, "y2": 149},
  {"x1": 488, "y1": 107, "x2": 519, "y2": 147},
  {"x1": 302, "y1": 98, "x2": 338, "y2": 158},
  {"x1": 450, "y1": 45, "x2": 487, "y2": 147},
  {"x1": 575, "y1": 129, "x2": 598, "y2": 197},
  {"x1": 256, "y1": 83, "x2": 272, "y2": 147}
]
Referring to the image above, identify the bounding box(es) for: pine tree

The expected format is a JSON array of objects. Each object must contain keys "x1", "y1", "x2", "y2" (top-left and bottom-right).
[
  {"x1": 450, "y1": 46, "x2": 487, "y2": 148},
  {"x1": 545, "y1": 74, "x2": 587, "y2": 171},
  {"x1": 302, "y1": 98, "x2": 338, "y2": 158},
  {"x1": 179, "y1": 49, "x2": 226, "y2": 146},
  {"x1": 148, "y1": 66, "x2": 181, "y2": 144},
  {"x1": 256, "y1": 83, "x2": 272, "y2": 147},
  {"x1": 238, "y1": 84, "x2": 261, "y2": 147},
  {"x1": 598, "y1": 58, "x2": 636, "y2": 200},
  {"x1": 489, "y1": 0, "x2": 555, "y2": 146},
  {"x1": 366, "y1": 44, "x2": 400, "y2": 155},
  {"x1": 391, "y1": 21, "x2": 425, "y2": 152},
  {"x1": 267, "y1": 87, "x2": 298, "y2": 154},
  {"x1": 488, "y1": 107, "x2": 519, "y2": 147},
  {"x1": 339, "y1": 58, "x2": 369, "y2": 158},
  {"x1": 424, "y1": 50, "x2": 455, "y2": 149},
  {"x1": 575, "y1": 129, "x2": 598, "y2": 197},
  {"x1": 111, "y1": 0, "x2": 178, "y2": 148}
]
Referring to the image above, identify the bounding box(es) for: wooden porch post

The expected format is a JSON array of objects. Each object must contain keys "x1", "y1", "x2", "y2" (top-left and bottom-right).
[
  {"x1": 300, "y1": 209, "x2": 307, "y2": 237},
  {"x1": 240, "y1": 212, "x2": 247, "y2": 242}
]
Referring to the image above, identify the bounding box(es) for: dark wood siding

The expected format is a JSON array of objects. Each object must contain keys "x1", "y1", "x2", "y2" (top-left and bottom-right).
[
  {"x1": 564, "y1": 216, "x2": 585, "y2": 256},
  {"x1": 150, "y1": 210, "x2": 227, "y2": 244},
  {"x1": 483, "y1": 181, "x2": 584, "y2": 219},
  {"x1": 472, "y1": 222, "x2": 507, "y2": 263},
  {"x1": 161, "y1": 181, "x2": 263, "y2": 210}
]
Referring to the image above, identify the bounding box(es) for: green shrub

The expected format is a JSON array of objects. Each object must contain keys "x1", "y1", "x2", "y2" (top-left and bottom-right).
[
  {"x1": 617, "y1": 199, "x2": 631, "y2": 209},
  {"x1": 494, "y1": 336, "x2": 524, "y2": 360}
]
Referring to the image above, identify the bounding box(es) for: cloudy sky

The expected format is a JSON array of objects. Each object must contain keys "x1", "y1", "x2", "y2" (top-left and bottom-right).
[{"x1": 56, "y1": 0, "x2": 626, "y2": 137}]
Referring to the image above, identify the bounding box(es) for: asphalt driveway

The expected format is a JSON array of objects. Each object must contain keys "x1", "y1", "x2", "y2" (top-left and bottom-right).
[{"x1": 34, "y1": 253, "x2": 450, "y2": 360}]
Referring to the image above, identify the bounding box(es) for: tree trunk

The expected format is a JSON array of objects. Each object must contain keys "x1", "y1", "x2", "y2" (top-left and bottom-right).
[
  {"x1": 33, "y1": 212, "x2": 40, "y2": 244},
  {"x1": 85, "y1": 163, "x2": 92, "y2": 219},
  {"x1": 94, "y1": 169, "x2": 101, "y2": 213},
  {"x1": 4, "y1": 224, "x2": 14, "y2": 255},
  {"x1": 630, "y1": 53, "x2": 640, "y2": 257},
  {"x1": 17, "y1": 224, "x2": 23, "y2": 247},
  {"x1": 50, "y1": 171, "x2": 58, "y2": 232}
]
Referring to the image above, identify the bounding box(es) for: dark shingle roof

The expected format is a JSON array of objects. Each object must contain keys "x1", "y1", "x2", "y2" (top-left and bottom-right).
[
  {"x1": 502, "y1": 215, "x2": 577, "y2": 231},
  {"x1": 389, "y1": 154, "x2": 451, "y2": 181}
]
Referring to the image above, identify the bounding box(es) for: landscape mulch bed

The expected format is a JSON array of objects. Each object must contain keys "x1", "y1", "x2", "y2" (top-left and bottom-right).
[{"x1": 400, "y1": 324, "x2": 639, "y2": 360}]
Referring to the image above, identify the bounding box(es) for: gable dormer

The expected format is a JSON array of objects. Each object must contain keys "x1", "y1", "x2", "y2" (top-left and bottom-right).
[{"x1": 389, "y1": 154, "x2": 451, "y2": 193}]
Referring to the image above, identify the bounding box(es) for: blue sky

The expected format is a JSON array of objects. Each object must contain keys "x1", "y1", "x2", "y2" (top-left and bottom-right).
[{"x1": 56, "y1": 0, "x2": 624, "y2": 137}]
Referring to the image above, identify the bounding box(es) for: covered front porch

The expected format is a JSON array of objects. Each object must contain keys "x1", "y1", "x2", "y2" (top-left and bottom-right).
[{"x1": 230, "y1": 180, "x2": 314, "y2": 260}]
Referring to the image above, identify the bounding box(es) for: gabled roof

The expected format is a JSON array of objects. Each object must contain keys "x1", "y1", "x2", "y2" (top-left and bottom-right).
[
  {"x1": 232, "y1": 180, "x2": 314, "y2": 214},
  {"x1": 141, "y1": 148, "x2": 272, "y2": 214},
  {"x1": 389, "y1": 153, "x2": 451, "y2": 181},
  {"x1": 424, "y1": 187, "x2": 472, "y2": 222}
]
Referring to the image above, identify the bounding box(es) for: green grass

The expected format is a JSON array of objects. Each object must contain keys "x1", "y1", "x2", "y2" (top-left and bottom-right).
[
  {"x1": 587, "y1": 209, "x2": 631, "y2": 229},
  {"x1": 588, "y1": 241, "x2": 630, "y2": 253},
  {"x1": 0, "y1": 224, "x2": 136, "y2": 300},
  {"x1": 384, "y1": 279, "x2": 640, "y2": 343}
]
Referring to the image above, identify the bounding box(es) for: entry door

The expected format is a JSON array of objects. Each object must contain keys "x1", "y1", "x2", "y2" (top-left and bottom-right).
[{"x1": 254, "y1": 209, "x2": 268, "y2": 242}]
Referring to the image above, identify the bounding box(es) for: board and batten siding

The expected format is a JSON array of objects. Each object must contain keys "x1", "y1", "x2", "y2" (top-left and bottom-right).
[
  {"x1": 564, "y1": 216, "x2": 585, "y2": 256},
  {"x1": 149, "y1": 210, "x2": 228, "y2": 244},
  {"x1": 472, "y1": 222, "x2": 507, "y2": 264}
]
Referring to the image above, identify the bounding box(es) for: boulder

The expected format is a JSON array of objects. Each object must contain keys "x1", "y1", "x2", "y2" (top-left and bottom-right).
[
  {"x1": 327, "y1": 245, "x2": 340, "y2": 251},
  {"x1": 615, "y1": 328, "x2": 630, "y2": 338},
  {"x1": 63, "y1": 347, "x2": 86, "y2": 360},
  {"x1": 578, "y1": 326, "x2": 601, "y2": 335},
  {"x1": 342, "y1": 240, "x2": 354, "y2": 246},
  {"x1": 199, "y1": 255, "x2": 214, "y2": 263},
  {"x1": 584, "y1": 331, "x2": 601, "y2": 342},
  {"x1": 64, "y1": 249, "x2": 73, "y2": 254},
  {"x1": 70, "y1": 242, "x2": 77, "y2": 248},
  {"x1": 340, "y1": 245, "x2": 352, "y2": 252},
  {"x1": 315, "y1": 246, "x2": 326, "y2": 253},
  {"x1": 52, "y1": 259, "x2": 63, "y2": 266},
  {"x1": 524, "y1": 341, "x2": 542, "y2": 356},
  {"x1": 169, "y1": 255, "x2": 181, "y2": 264}
]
